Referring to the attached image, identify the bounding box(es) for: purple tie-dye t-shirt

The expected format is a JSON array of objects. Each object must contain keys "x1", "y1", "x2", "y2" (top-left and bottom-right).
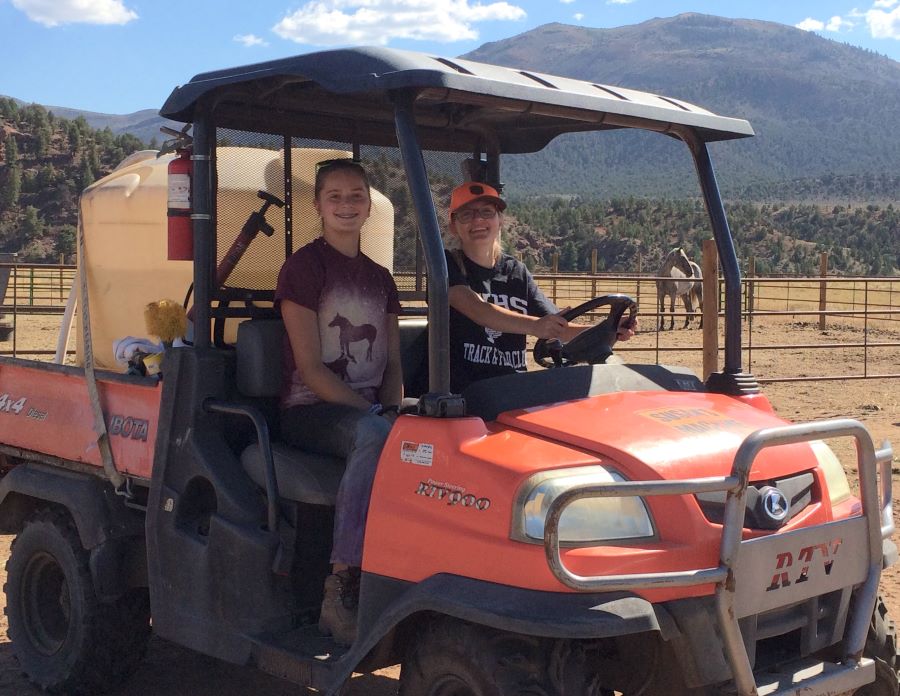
[{"x1": 275, "y1": 237, "x2": 401, "y2": 408}]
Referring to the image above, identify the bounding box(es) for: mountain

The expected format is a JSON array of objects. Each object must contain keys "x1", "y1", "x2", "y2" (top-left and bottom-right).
[
  {"x1": 2, "y1": 15, "x2": 898, "y2": 271},
  {"x1": 463, "y1": 14, "x2": 900, "y2": 199},
  {"x1": 4, "y1": 97, "x2": 174, "y2": 146},
  {"x1": 8, "y1": 13, "x2": 900, "y2": 200}
]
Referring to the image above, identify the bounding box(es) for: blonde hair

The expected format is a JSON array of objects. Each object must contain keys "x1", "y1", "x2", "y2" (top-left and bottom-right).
[{"x1": 447, "y1": 215, "x2": 503, "y2": 267}]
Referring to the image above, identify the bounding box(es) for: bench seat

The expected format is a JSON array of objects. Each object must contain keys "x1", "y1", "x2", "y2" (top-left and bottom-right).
[
  {"x1": 240, "y1": 442, "x2": 344, "y2": 506},
  {"x1": 235, "y1": 316, "x2": 427, "y2": 505}
]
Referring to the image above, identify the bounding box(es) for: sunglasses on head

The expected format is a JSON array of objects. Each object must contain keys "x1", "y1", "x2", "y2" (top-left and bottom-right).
[{"x1": 315, "y1": 157, "x2": 359, "y2": 173}]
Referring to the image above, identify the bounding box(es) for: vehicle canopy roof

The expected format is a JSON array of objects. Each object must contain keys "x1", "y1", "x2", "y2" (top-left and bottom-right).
[{"x1": 159, "y1": 46, "x2": 753, "y2": 153}]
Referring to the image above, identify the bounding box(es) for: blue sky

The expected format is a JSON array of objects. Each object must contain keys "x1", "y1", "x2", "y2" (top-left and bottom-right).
[{"x1": 2, "y1": 0, "x2": 899, "y2": 114}]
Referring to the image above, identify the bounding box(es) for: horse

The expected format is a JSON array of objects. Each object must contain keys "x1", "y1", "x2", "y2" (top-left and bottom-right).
[
  {"x1": 656, "y1": 247, "x2": 703, "y2": 330},
  {"x1": 328, "y1": 313, "x2": 377, "y2": 361},
  {"x1": 325, "y1": 352, "x2": 356, "y2": 381}
]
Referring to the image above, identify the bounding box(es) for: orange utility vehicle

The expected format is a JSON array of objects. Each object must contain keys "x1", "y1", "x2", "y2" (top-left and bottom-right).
[{"x1": 0, "y1": 47, "x2": 897, "y2": 696}]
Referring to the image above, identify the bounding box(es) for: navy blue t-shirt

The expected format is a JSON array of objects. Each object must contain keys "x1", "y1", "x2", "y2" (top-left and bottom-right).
[{"x1": 446, "y1": 250, "x2": 557, "y2": 393}]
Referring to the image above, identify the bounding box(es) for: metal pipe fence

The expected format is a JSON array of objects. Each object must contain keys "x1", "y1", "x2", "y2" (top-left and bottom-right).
[
  {"x1": 528, "y1": 272, "x2": 899, "y2": 383},
  {"x1": 1, "y1": 264, "x2": 898, "y2": 383},
  {"x1": 0, "y1": 262, "x2": 76, "y2": 313}
]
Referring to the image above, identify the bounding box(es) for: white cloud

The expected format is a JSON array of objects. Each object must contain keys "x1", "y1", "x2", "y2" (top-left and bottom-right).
[
  {"x1": 574, "y1": 12, "x2": 584, "y2": 20},
  {"x1": 866, "y1": 4, "x2": 900, "y2": 38},
  {"x1": 11, "y1": 0, "x2": 137, "y2": 27},
  {"x1": 273, "y1": 0, "x2": 526, "y2": 45},
  {"x1": 606, "y1": 0, "x2": 636, "y2": 5},
  {"x1": 234, "y1": 33, "x2": 269, "y2": 47},
  {"x1": 825, "y1": 15, "x2": 854, "y2": 31},
  {"x1": 559, "y1": 0, "x2": 575, "y2": 4},
  {"x1": 873, "y1": 0, "x2": 898, "y2": 8},
  {"x1": 796, "y1": 17, "x2": 825, "y2": 31}
]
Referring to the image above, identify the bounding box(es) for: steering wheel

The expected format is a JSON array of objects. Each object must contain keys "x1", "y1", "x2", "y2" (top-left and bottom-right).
[{"x1": 533, "y1": 294, "x2": 637, "y2": 368}]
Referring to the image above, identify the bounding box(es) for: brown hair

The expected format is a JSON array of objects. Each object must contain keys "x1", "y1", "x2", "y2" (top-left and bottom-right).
[{"x1": 314, "y1": 159, "x2": 371, "y2": 199}]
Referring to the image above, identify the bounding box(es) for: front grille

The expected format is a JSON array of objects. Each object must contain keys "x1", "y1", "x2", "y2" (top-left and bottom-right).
[{"x1": 695, "y1": 472, "x2": 814, "y2": 529}]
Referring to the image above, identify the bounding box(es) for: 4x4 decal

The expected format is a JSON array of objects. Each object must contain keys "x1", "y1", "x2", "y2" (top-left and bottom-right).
[{"x1": 0, "y1": 393, "x2": 27, "y2": 415}]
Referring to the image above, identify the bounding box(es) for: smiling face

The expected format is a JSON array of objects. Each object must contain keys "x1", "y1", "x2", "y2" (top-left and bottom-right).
[
  {"x1": 314, "y1": 167, "x2": 371, "y2": 240},
  {"x1": 449, "y1": 199, "x2": 502, "y2": 266}
]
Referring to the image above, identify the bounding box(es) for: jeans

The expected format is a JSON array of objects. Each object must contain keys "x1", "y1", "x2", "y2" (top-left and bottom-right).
[{"x1": 280, "y1": 402, "x2": 391, "y2": 567}]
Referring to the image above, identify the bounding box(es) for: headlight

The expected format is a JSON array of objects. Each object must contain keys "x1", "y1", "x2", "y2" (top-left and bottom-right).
[
  {"x1": 512, "y1": 465, "x2": 654, "y2": 544},
  {"x1": 810, "y1": 440, "x2": 852, "y2": 505}
]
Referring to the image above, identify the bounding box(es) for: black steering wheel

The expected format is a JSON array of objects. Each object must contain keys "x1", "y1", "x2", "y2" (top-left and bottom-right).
[{"x1": 533, "y1": 294, "x2": 637, "y2": 368}]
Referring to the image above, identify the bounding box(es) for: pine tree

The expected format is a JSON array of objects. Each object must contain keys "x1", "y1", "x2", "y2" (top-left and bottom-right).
[
  {"x1": 4, "y1": 137, "x2": 18, "y2": 166},
  {"x1": 67, "y1": 121, "x2": 82, "y2": 154},
  {"x1": 79, "y1": 157, "x2": 94, "y2": 190},
  {"x1": 0, "y1": 166, "x2": 21, "y2": 211},
  {"x1": 21, "y1": 206, "x2": 44, "y2": 241},
  {"x1": 34, "y1": 126, "x2": 51, "y2": 158},
  {"x1": 54, "y1": 225, "x2": 76, "y2": 260}
]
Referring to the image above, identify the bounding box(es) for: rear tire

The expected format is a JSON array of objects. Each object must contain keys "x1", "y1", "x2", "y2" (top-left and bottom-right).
[
  {"x1": 856, "y1": 596, "x2": 900, "y2": 696},
  {"x1": 399, "y1": 617, "x2": 608, "y2": 695},
  {"x1": 4, "y1": 508, "x2": 150, "y2": 695}
]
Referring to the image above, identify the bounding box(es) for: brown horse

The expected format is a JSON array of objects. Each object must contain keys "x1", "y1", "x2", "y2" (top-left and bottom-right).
[{"x1": 328, "y1": 313, "x2": 377, "y2": 361}]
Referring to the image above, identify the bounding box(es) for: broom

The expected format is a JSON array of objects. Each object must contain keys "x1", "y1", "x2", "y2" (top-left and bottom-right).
[
  {"x1": 140, "y1": 300, "x2": 187, "y2": 375},
  {"x1": 144, "y1": 299, "x2": 187, "y2": 348}
]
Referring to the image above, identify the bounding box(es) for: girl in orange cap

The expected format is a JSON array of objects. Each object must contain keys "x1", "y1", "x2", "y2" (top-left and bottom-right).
[{"x1": 445, "y1": 181, "x2": 635, "y2": 393}]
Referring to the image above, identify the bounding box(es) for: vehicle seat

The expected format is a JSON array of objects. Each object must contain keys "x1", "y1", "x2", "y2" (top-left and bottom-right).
[
  {"x1": 235, "y1": 317, "x2": 430, "y2": 504},
  {"x1": 398, "y1": 316, "x2": 428, "y2": 398},
  {"x1": 236, "y1": 319, "x2": 345, "y2": 506}
]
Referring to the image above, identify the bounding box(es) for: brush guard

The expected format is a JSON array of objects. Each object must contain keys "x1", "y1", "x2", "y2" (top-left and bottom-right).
[{"x1": 544, "y1": 419, "x2": 894, "y2": 696}]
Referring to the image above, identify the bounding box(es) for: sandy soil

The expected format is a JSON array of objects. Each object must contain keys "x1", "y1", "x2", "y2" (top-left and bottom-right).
[{"x1": 0, "y1": 315, "x2": 896, "y2": 695}]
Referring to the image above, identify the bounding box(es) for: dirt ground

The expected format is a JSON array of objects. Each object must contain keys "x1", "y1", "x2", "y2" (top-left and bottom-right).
[{"x1": 0, "y1": 314, "x2": 896, "y2": 695}]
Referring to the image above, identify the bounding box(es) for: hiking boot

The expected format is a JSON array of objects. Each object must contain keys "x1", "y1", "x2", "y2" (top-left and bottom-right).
[{"x1": 318, "y1": 569, "x2": 360, "y2": 646}]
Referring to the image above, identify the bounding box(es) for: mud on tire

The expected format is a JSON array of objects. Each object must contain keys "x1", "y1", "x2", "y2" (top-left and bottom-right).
[
  {"x1": 4, "y1": 508, "x2": 150, "y2": 695},
  {"x1": 856, "y1": 596, "x2": 900, "y2": 696},
  {"x1": 398, "y1": 616, "x2": 609, "y2": 696}
]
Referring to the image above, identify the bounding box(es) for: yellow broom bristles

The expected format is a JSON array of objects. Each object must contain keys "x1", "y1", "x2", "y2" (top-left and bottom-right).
[{"x1": 144, "y1": 299, "x2": 187, "y2": 346}]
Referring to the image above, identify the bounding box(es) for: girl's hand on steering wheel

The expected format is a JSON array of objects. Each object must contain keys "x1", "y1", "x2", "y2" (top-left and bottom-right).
[
  {"x1": 617, "y1": 315, "x2": 638, "y2": 341},
  {"x1": 533, "y1": 313, "x2": 568, "y2": 340}
]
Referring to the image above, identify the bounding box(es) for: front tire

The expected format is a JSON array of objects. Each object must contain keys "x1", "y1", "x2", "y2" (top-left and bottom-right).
[
  {"x1": 856, "y1": 596, "x2": 900, "y2": 696},
  {"x1": 4, "y1": 508, "x2": 150, "y2": 695},
  {"x1": 399, "y1": 617, "x2": 608, "y2": 696}
]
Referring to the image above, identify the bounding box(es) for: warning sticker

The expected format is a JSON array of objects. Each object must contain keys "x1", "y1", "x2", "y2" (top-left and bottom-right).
[
  {"x1": 637, "y1": 407, "x2": 745, "y2": 435},
  {"x1": 401, "y1": 441, "x2": 434, "y2": 467}
]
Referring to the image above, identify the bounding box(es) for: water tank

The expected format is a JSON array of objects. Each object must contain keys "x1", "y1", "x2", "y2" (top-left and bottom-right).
[{"x1": 77, "y1": 147, "x2": 394, "y2": 368}]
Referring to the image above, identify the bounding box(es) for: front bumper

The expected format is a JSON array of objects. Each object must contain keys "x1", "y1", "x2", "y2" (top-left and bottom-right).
[{"x1": 543, "y1": 418, "x2": 894, "y2": 696}]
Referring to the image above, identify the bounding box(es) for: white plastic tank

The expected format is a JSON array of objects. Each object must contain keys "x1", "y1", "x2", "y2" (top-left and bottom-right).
[{"x1": 77, "y1": 147, "x2": 394, "y2": 368}]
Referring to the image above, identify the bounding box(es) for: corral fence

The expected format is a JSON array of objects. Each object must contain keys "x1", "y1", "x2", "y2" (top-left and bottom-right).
[
  {"x1": 533, "y1": 270, "x2": 899, "y2": 382},
  {"x1": 531, "y1": 247, "x2": 899, "y2": 383},
  {"x1": 0, "y1": 253, "x2": 898, "y2": 383}
]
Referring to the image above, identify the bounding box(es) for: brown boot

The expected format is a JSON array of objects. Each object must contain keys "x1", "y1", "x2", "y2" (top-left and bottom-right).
[{"x1": 318, "y1": 569, "x2": 359, "y2": 646}]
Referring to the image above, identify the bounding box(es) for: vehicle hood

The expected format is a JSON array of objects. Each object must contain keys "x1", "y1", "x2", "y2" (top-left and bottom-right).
[{"x1": 496, "y1": 390, "x2": 818, "y2": 480}]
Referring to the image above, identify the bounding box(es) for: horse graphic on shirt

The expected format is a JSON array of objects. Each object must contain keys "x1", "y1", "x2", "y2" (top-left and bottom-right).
[
  {"x1": 325, "y1": 352, "x2": 356, "y2": 381},
  {"x1": 328, "y1": 313, "x2": 377, "y2": 361}
]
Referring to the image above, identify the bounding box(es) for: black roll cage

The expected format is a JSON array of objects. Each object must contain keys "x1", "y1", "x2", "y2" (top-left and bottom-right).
[{"x1": 160, "y1": 45, "x2": 757, "y2": 404}]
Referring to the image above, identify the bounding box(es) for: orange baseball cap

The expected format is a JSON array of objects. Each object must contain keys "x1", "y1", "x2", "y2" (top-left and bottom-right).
[{"x1": 449, "y1": 181, "x2": 507, "y2": 217}]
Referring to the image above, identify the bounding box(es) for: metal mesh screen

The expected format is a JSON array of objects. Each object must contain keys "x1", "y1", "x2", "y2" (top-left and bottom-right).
[{"x1": 213, "y1": 128, "x2": 466, "y2": 305}]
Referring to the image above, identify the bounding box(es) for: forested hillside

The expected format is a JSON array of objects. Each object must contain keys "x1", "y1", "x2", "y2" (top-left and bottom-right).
[
  {"x1": 0, "y1": 98, "x2": 146, "y2": 262},
  {"x1": 0, "y1": 92, "x2": 897, "y2": 274},
  {"x1": 503, "y1": 197, "x2": 899, "y2": 276}
]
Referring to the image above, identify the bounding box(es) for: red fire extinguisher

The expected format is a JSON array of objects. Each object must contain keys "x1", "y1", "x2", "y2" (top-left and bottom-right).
[{"x1": 167, "y1": 148, "x2": 193, "y2": 260}]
